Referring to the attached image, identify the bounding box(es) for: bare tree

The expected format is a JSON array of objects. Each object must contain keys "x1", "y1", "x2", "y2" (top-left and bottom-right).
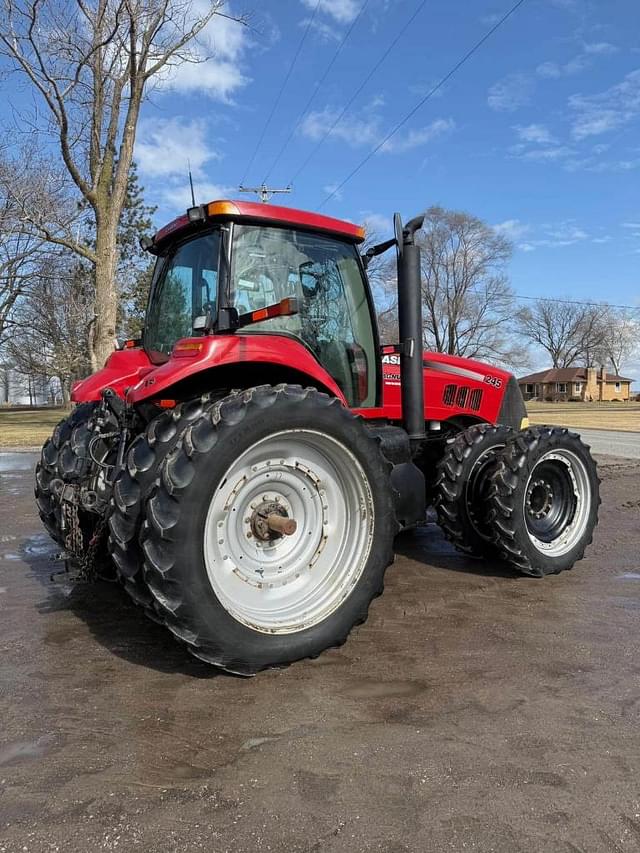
[
  {"x1": 7, "y1": 254, "x2": 93, "y2": 402},
  {"x1": 0, "y1": 152, "x2": 49, "y2": 342},
  {"x1": 596, "y1": 309, "x2": 639, "y2": 376},
  {"x1": 418, "y1": 206, "x2": 519, "y2": 364},
  {"x1": 517, "y1": 299, "x2": 633, "y2": 371},
  {"x1": 0, "y1": 0, "x2": 246, "y2": 369}
]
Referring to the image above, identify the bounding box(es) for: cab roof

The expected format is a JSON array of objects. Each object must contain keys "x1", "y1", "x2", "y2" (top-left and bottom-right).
[{"x1": 153, "y1": 199, "x2": 366, "y2": 247}]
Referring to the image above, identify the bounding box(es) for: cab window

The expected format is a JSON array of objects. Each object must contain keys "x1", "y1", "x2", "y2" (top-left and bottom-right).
[{"x1": 230, "y1": 224, "x2": 376, "y2": 407}]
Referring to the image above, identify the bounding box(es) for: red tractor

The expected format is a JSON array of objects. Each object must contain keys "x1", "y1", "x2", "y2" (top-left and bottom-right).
[{"x1": 35, "y1": 200, "x2": 600, "y2": 674}]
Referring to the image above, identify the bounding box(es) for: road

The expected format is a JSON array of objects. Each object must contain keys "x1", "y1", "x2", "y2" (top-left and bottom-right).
[
  {"x1": 1, "y1": 452, "x2": 640, "y2": 852},
  {"x1": 571, "y1": 428, "x2": 640, "y2": 459}
]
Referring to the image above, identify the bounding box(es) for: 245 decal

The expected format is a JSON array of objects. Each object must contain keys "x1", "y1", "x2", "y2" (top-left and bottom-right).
[{"x1": 483, "y1": 374, "x2": 503, "y2": 389}]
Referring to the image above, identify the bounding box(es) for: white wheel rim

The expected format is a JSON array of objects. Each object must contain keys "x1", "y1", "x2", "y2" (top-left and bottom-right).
[
  {"x1": 203, "y1": 430, "x2": 374, "y2": 634},
  {"x1": 523, "y1": 449, "x2": 591, "y2": 557}
]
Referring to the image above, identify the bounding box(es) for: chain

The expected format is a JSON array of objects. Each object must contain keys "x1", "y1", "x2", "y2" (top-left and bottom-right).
[{"x1": 59, "y1": 489, "x2": 108, "y2": 582}]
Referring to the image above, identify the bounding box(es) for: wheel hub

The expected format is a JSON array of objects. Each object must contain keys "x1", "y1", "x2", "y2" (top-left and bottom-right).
[
  {"x1": 249, "y1": 500, "x2": 297, "y2": 541},
  {"x1": 526, "y1": 478, "x2": 554, "y2": 519}
]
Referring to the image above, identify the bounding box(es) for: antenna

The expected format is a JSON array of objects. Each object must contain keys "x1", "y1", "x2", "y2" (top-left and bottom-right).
[
  {"x1": 188, "y1": 160, "x2": 196, "y2": 207},
  {"x1": 238, "y1": 183, "x2": 292, "y2": 204}
]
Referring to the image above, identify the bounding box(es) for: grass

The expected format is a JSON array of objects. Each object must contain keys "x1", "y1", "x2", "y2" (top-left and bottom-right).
[
  {"x1": 0, "y1": 399, "x2": 638, "y2": 450},
  {"x1": 527, "y1": 401, "x2": 640, "y2": 432},
  {"x1": 0, "y1": 407, "x2": 70, "y2": 448}
]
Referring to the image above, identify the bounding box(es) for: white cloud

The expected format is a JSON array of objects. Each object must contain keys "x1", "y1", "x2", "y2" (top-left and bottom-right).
[
  {"x1": 301, "y1": 0, "x2": 361, "y2": 24},
  {"x1": 499, "y1": 220, "x2": 589, "y2": 251},
  {"x1": 360, "y1": 211, "x2": 392, "y2": 237},
  {"x1": 514, "y1": 123, "x2": 556, "y2": 144},
  {"x1": 583, "y1": 41, "x2": 618, "y2": 55},
  {"x1": 622, "y1": 222, "x2": 640, "y2": 229},
  {"x1": 569, "y1": 69, "x2": 640, "y2": 140},
  {"x1": 521, "y1": 145, "x2": 575, "y2": 161},
  {"x1": 493, "y1": 219, "x2": 530, "y2": 240},
  {"x1": 592, "y1": 235, "x2": 611, "y2": 244},
  {"x1": 536, "y1": 55, "x2": 588, "y2": 78},
  {"x1": 300, "y1": 17, "x2": 342, "y2": 41},
  {"x1": 380, "y1": 119, "x2": 455, "y2": 153},
  {"x1": 156, "y1": 4, "x2": 251, "y2": 102},
  {"x1": 300, "y1": 107, "x2": 379, "y2": 147},
  {"x1": 300, "y1": 108, "x2": 454, "y2": 153},
  {"x1": 135, "y1": 118, "x2": 220, "y2": 178},
  {"x1": 161, "y1": 181, "x2": 236, "y2": 212},
  {"x1": 487, "y1": 74, "x2": 533, "y2": 112},
  {"x1": 521, "y1": 221, "x2": 588, "y2": 250}
]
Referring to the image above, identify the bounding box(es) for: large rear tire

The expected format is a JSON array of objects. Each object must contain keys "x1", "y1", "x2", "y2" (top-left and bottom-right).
[
  {"x1": 108, "y1": 396, "x2": 212, "y2": 613},
  {"x1": 140, "y1": 385, "x2": 397, "y2": 674},
  {"x1": 488, "y1": 426, "x2": 600, "y2": 577},
  {"x1": 435, "y1": 423, "x2": 514, "y2": 558}
]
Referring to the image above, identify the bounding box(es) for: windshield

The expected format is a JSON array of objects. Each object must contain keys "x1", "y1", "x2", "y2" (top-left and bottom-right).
[
  {"x1": 230, "y1": 224, "x2": 377, "y2": 407},
  {"x1": 145, "y1": 230, "x2": 220, "y2": 362}
]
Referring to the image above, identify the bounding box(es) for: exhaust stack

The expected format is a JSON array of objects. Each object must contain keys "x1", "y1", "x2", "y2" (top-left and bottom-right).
[{"x1": 396, "y1": 213, "x2": 426, "y2": 445}]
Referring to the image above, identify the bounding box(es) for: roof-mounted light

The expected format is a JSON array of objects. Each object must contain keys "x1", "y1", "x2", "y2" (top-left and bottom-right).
[
  {"x1": 187, "y1": 205, "x2": 207, "y2": 222},
  {"x1": 207, "y1": 200, "x2": 240, "y2": 217}
]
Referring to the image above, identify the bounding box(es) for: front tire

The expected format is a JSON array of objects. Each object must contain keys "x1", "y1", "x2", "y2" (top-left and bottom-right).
[
  {"x1": 140, "y1": 385, "x2": 397, "y2": 674},
  {"x1": 488, "y1": 426, "x2": 600, "y2": 577}
]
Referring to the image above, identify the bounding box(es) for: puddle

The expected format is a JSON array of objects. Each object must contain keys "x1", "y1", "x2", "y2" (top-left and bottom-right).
[
  {"x1": 618, "y1": 572, "x2": 640, "y2": 580},
  {"x1": 1, "y1": 552, "x2": 21, "y2": 561},
  {"x1": 0, "y1": 452, "x2": 38, "y2": 473},
  {"x1": 0, "y1": 734, "x2": 56, "y2": 766},
  {"x1": 23, "y1": 534, "x2": 57, "y2": 558}
]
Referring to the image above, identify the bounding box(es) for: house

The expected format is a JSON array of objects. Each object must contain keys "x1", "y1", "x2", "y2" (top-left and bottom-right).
[{"x1": 518, "y1": 366, "x2": 633, "y2": 402}]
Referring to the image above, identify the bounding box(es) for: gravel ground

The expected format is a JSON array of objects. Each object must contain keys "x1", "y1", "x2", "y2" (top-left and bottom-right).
[{"x1": 1, "y1": 452, "x2": 639, "y2": 853}]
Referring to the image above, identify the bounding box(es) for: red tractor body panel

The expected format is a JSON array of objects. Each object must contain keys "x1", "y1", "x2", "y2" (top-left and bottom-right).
[
  {"x1": 70, "y1": 348, "x2": 154, "y2": 402},
  {"x1": 375, "y1": 351, "x2": 514, "y2": 425},
  {"x1": 71, "y1": 336, "x2": 515, "y2": 429}
]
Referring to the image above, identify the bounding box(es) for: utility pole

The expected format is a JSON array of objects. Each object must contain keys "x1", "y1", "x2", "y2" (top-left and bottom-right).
[{"x1": 238, "y1": 183, "x2": 292, "y2": 204}]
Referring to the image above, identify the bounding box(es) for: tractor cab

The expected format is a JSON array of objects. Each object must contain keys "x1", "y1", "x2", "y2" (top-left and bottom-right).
[{"x1": 143, "y1": 200, "x2": 379, "y2": 408}]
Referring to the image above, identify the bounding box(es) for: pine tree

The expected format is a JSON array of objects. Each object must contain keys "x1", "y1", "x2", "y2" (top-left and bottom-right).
[{"x1": 117, "y1": 162, "x2": 157, "y2": 339}]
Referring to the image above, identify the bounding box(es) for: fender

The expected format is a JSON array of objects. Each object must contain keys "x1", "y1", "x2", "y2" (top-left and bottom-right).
[
  {"x1": 71, "y1": 348, "x2": 154, "y2": 402},
  {"x1": 126, "y1": 335, "x2": 347, "y2": 405}
]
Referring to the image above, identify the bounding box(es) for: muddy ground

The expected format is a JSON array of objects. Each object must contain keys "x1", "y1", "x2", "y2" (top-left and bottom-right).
[{"x1": 1, "y1": 452, "x2": 639, "y2": 853}]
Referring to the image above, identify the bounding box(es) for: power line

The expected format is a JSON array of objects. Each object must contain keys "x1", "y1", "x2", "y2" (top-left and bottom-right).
[
  {"x1": 508, "y1": 293, "x2": 640, "y2": 312},
  {"x1": 262, "y1": 0, "x2": 370, "y2": 185},
  {"x1": 289, "y1": 0, "x2": 430, "y2": 188},
  {"x1": 318, "y1": 0, "x2": 529, "y2": 208},
  {"x1": 239, "y1": 0, "x2": 323, "y2": 187}
]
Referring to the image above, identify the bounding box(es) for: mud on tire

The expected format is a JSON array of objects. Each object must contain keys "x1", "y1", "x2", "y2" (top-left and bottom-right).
[
  {"x1": 140, "y1": 385, "x2": 397, "y2": 674},
  {"x1": 488, "y1": 426, "x2": 600, "y2": 577},
  {"x1": 108, "y1": 395, "x2": 213, "y2": 614},
  {"x1": 435, "y1": 422, "x2": 514, "y2": 559}
]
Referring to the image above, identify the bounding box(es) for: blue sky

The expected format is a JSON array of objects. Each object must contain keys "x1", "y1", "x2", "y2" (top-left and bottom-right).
[{"x1": 132, "y1": 0, "x2": 640, "y2": 318}]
